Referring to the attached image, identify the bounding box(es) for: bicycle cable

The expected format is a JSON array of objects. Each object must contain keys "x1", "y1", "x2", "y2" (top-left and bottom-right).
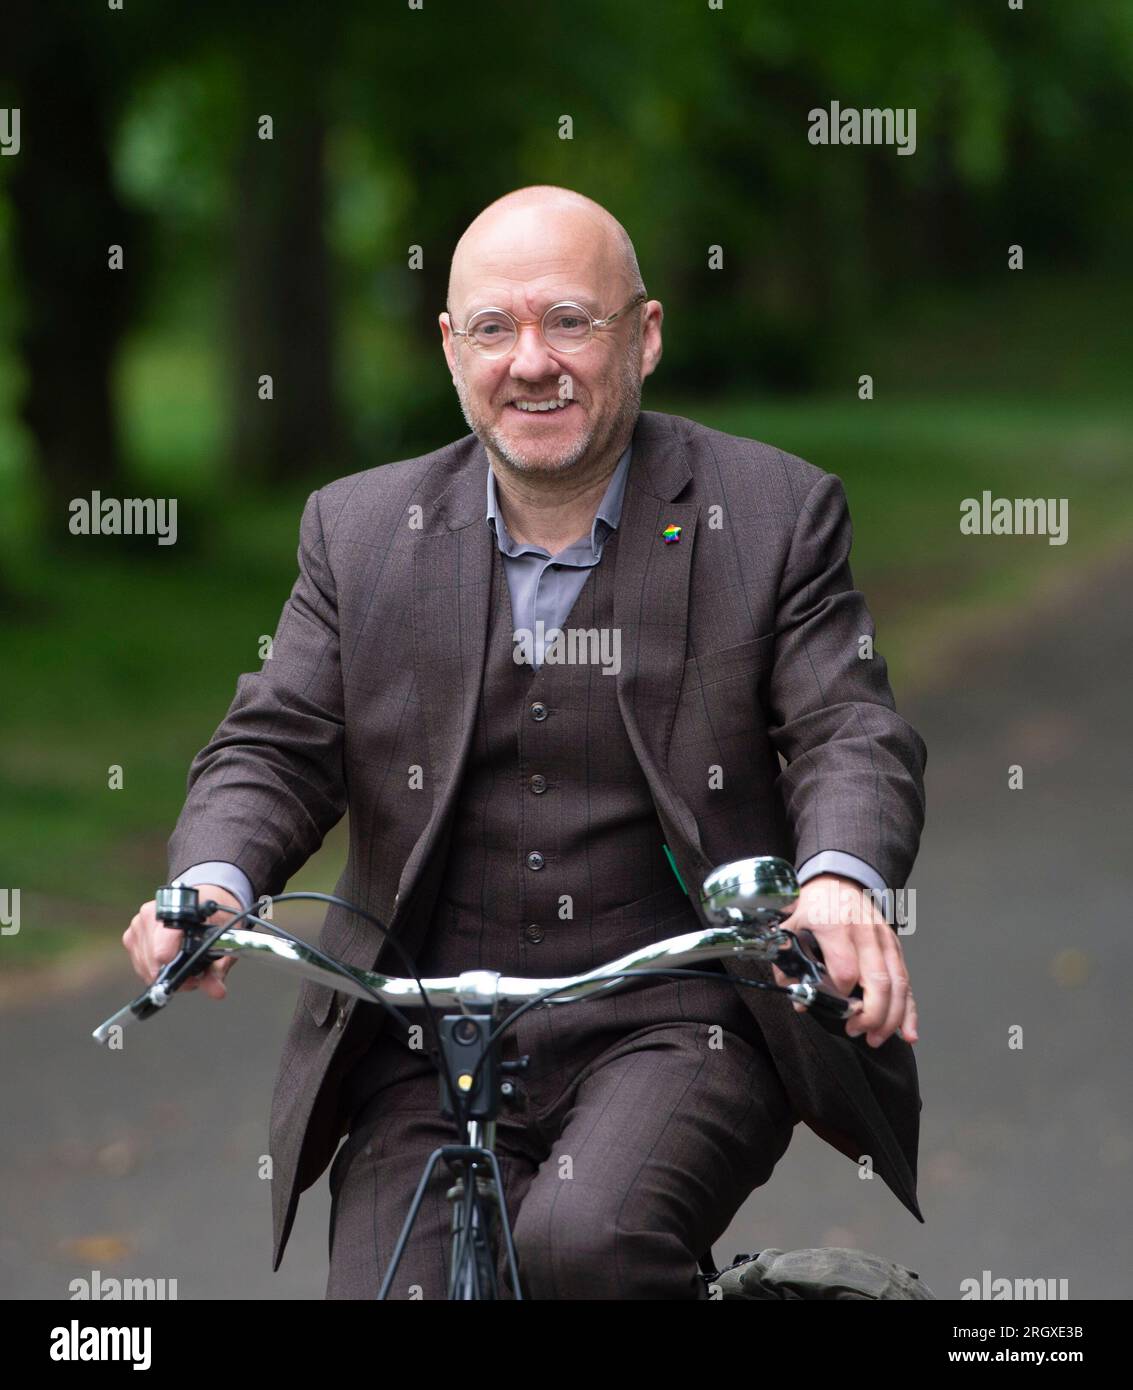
[
  {"x1": 157, "y1": 892, "x2": 828, "y2": 1150},
  {"x1": 462, "y1": 963, "x2": 802, "y2": 1102}
]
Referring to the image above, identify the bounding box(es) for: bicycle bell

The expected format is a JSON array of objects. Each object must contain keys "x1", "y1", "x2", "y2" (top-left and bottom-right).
[{"x1": 700, "y1": 856, "x2": 800, "y2": 928}]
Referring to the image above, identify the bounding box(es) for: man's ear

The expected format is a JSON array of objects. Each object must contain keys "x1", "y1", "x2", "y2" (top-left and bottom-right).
[
  {"x1": 640, "y1": 300, "x2": 664, "y2": 380},
  {"x1": 439, "y1": 311, "x2": 457, "y2": 377}
]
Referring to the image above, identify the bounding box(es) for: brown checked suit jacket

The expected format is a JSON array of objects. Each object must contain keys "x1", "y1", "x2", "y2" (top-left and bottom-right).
[{"x1": 167, "y1": 409, "x2": 928, "y2": 1270}]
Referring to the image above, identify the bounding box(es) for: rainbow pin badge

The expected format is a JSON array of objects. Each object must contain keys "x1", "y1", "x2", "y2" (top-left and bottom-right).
[{"x1": 661, "y1": 524, "x2": 682, "y2": 544}]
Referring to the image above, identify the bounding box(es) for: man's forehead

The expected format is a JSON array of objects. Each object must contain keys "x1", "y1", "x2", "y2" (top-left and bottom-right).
[
  {"x1": 458, "y1": 280, "x2": 604, "y2": 314},
  {"x1": 449, "y1": 205, "x2": 622, "y2": 312}
]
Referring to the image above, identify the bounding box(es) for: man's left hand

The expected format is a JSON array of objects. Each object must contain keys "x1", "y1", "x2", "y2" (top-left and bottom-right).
[{"x1": 770, "y1": 873, "x2": 918, "y2": 1048}]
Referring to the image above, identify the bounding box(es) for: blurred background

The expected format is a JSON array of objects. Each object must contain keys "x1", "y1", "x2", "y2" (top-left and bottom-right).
[{"x1": 1, "y1": 0, "x2": 1130, "y2": 1300}]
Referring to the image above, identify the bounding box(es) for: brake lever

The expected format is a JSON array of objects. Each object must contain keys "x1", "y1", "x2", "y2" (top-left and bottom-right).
[
  {"x1": 91, "y1": 943, "x2": 221, "y2": 1043},
  {"x1": 774, "y1": 928, "x2": 865, "y2": 1036},
  {"x1": 91, "y1": 890, "x2": 226, "y2": 1044}
]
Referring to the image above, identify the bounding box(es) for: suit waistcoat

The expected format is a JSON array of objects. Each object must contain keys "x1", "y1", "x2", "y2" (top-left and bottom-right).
[
  {"x1": 338, "y1": 529, "x2": 766, "y2": 1126},
  {"x1": 414, "y1": 526, "x2": 762, "y2": 1026}
]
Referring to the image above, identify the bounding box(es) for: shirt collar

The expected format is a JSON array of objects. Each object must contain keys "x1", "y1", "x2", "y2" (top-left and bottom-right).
[{"x1": 486, "y1": 442, "x2": 632, "y2": 560}]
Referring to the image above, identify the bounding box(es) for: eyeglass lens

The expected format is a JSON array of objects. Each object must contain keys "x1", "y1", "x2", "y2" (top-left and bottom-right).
[{"x1": 467, "y1": 305, "x2": 593, "y2": 355}]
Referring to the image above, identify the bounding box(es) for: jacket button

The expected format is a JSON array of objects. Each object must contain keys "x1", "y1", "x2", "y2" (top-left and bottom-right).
[
  {"x1": 524, "y1": 924, "x2": 545, "y2": 944},
  {"x1": 530, "y1": 774, "x2": 547, "y2": 794},
  {"x1": 526, "y1": 851, "x2": 545, "y2": 870},
  {"x1": 530, "y1": 701, "x2": 548, "y2": 721}
]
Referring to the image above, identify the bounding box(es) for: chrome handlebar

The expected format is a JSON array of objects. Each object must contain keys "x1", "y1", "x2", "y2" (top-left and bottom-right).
[{"x1": 92, "y1": 857, "x2": 862, "y2": 1045}]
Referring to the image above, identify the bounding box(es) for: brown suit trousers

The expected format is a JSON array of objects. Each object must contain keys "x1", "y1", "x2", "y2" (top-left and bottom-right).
[{"x1": 326, "y1": 980, "x2": 795, "y2": 1300}]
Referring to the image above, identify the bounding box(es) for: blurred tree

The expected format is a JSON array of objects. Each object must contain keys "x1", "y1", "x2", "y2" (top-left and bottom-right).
[
  {"x1": 1, "y1": 0, "x2": 1131, "y2": 511},
  {"x1": 222, "y1": 8, "x2": 343, "y2": 485},
  {"x1": 3, "y1": 1, "x2": 145, "y2": 539}
]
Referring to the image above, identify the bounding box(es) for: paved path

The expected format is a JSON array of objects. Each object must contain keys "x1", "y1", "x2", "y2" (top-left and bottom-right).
[{"x1": 3, "y1": 550, "x2": 1130, "y2": 1299}]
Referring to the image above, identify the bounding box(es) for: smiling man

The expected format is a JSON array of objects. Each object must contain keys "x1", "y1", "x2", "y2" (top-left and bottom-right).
[
  {"x1": 125, "y1": 185, "x2": 927, "y2": 1300},
  {"x1": 441, "y1": 191, "x2": 655, "y2": 673}
]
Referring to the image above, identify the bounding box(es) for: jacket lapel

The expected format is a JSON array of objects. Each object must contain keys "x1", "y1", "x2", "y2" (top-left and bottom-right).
[
  {"x1": 400, "y1": 440, "x2": 495, "y2": 911},
  {"x1": 613, "y1": 413, "x2": 715, "y2": 908}
]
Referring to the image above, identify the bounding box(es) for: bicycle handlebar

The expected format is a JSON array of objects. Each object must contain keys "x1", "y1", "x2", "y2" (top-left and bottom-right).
[{"x1": 93, "y1": 912, "x2": 856, "y2": 1046}]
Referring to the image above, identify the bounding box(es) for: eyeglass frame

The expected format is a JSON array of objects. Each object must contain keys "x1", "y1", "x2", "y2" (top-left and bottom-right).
[{"x1": 447, "y1": 291, "x2": 648, "y2": 357}]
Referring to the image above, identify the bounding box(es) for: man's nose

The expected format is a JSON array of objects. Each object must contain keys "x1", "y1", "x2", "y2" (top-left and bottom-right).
[{"x1": 508, "y1": 322, "x2": 557, "y2": 380}]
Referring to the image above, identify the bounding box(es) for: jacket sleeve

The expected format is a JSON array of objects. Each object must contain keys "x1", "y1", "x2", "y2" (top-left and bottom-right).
[
  {"x1": 166, "y1": 489, "x2": 347, "y2": 900},
  {"x1": 766, "y1": 472, "x2": 927, "y2": 890}
]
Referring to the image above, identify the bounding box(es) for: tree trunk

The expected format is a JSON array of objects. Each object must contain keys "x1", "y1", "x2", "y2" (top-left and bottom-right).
[
  {"x1": 229, "y1": 107, "x2": 341, "y2": 486},
  {"x1": 5, "y1": 9, "x2": 139, "y2": 542}
]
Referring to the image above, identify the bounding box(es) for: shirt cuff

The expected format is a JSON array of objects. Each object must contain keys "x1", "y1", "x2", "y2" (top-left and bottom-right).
[
  {"x1": 796, "y1": 851, "x2": 892, "y2": 919},
  {"x1": 171, "y1": 862, "x2": 255, "y2": 914}
]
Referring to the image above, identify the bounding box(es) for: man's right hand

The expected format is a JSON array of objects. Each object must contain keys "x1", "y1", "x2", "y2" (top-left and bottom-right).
[{"x1": 123, "y1": 885, "x2": 241, "y2": 1001}]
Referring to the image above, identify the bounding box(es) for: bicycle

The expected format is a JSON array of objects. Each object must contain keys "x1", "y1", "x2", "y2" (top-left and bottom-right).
[{"x1": 94, "y1": 855, "x2": 934, "y2": 1300}]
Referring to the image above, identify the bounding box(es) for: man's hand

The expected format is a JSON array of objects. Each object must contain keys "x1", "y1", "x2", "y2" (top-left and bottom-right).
[
  {"x1": 122, "y1": 885, "x2": 241, "y2": 1001},
  {"x1": 770, "y1": 873, "x2": 918, "y2": 1048}
]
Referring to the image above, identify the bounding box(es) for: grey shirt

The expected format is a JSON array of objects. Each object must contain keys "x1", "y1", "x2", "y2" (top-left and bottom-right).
[
  {"x1": 175, "y1": 440, "x2": 888, "y2": 911},
  {"x1": 487, "y1": 442, "x2": 631, "y2": 669}
]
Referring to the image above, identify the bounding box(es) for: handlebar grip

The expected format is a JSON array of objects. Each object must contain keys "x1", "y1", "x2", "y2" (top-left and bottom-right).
[
  {"x1": 91, "y1": 938, "x2": 225, "y2": 1045},
  {"x1": 803, "y1": 987, "x2": 864, "y2": 1039},
  {"x1": 92, "y1": 991, "x2": 159, "y2": 1043},
  {"x1": 806, "y1": 987, "x2": 856, "y2": 1019}
]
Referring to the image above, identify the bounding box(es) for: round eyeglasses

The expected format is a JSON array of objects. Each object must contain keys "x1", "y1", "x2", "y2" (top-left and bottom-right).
[{"x1": 449, "y1": 292, "x2": 646, "y2": 358}]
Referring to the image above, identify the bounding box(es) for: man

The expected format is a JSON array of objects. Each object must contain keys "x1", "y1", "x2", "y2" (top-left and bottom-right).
[{"x1": 123, "y1": 185, "x2": 926, "y2": 1300}]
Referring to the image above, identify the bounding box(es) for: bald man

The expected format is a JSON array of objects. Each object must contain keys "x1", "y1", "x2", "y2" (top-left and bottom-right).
[{"x1": 127, "y1": 185, "x2": 927, "y2": 1300}]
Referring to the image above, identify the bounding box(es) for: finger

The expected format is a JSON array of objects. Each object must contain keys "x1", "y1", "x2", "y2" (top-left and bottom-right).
[
  {"x1": 124, "y1": 918, "x2": 145, "y2": 980},
  {"x1": 847, "y1": 922, "x2": 891, "y2": 1034},
  {"x1": 901, "y1": 989, "x2": 919, "y2": 1043},
  {"x1": 151, "y1": 924, "x2": 184, "y2": 974},
  {"x1": 139, "y1": 932, "x2": 164, "y2": 984},
  {"x1": 869, "y1": 931, "x2": 909, "y2": 1046},
  {"x1": 198, "y1": 969, "x2": 226, "y2": 1000},
  {"x1": 807, "y1": 930, "x2": 860, "y2": 997},
  {"x1": 199, "y1": 956, "x2": 235, "y2": 1000}
]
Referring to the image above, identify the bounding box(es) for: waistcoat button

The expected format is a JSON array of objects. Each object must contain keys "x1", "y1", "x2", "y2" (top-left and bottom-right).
[
  {"x1": 530, "y1": 701, "x2": 548, "y2": 721},
  {"x1": 526, "y1": 851, "x2": 545, "y2": 870},
  {"x1": 530, "y1": 774, "x2": 547, "y2": 794},
  {"x1": 524, "y1": 924, "x2": 545, "y2": 944}
]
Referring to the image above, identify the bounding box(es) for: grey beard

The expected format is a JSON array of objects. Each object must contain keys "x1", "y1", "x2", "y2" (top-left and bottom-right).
[{"x1": 453, "y1": 345, "x2": 643, "y2": 478}]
